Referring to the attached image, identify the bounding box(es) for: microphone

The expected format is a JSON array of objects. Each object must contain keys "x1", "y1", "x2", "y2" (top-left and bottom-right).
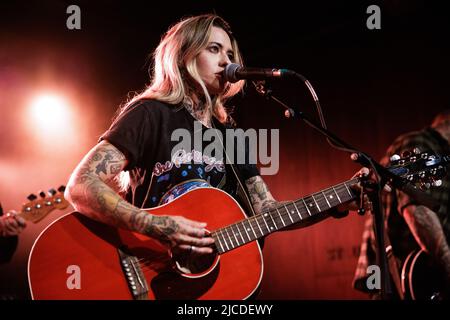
[{"x1": 223, "y1": 63, "x2": 295, "y2": 83}]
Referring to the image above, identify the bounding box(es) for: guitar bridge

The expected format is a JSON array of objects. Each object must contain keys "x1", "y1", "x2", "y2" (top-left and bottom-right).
[{"x1": 118, "y1": 248, "x2": 149, "y2": 300}]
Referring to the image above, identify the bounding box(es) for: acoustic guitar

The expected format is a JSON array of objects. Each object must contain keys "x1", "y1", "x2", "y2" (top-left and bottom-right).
[
  {"x1": 28, "y1": 152, "x2": 448, "y2": 299},
  {"x1": 401, "y1": 249, "x2": 448, "y2": 300}
]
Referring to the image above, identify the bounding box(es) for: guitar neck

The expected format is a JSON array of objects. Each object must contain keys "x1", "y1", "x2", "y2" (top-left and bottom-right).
[{"x1": 212, "y1": 178, "x2": 359, "y2": 254}]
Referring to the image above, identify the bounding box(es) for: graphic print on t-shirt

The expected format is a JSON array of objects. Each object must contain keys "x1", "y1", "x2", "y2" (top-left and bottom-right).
[{"x1": 150, "y1": 149, "x2": 226, "y2": 205}]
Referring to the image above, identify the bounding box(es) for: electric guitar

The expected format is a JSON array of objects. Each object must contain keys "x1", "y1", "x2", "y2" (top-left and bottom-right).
[
  {"x1": 28, "y1": 152, "x2": 448, "y2": 300},
  {"x1": 12, "y1": 186, "x2": 69, "y2": 224},
  {"x1": 0, "y1": 186, "x2": 69, "y2": 300}
]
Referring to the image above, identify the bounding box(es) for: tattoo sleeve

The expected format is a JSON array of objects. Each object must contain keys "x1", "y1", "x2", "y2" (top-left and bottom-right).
[
  {"x1": 403, "y1": 205, "x2": 450, "y2": 277},
  {"x1": 245, "y1": 176, "x2": 329, "y2": 231},
  {"x1": 65, "y1": 141, "x2": 153, "y2": 234},
  {"x1": 245, "y1": 176, "x2": 279, "y2": 214}
]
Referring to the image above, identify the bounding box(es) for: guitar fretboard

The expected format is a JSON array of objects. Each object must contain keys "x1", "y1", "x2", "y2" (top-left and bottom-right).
[{"x1": 212, "y1": 178, "x2": 358, "y2": 254}]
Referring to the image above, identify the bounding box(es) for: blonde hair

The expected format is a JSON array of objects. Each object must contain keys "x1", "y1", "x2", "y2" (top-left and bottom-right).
[
  {"x1": 119, "y1": 14, "x2": 244, "y2": 123},
  {"x1": 114, "y1": 14, "x2": 244, "y2": 192}
]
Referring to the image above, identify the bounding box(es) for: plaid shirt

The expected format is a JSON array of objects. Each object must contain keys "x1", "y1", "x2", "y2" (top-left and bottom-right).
[{"x1": 353, "y1": 127, "x2": 450, "y2": 295}]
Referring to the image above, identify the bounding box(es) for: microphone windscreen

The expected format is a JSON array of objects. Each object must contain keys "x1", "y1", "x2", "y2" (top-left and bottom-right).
[{"x1": 223, "y1": 63, "x2": 241, "y2": 83}]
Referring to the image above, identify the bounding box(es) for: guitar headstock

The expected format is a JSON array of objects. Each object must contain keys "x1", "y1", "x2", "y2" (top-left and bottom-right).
[
  {"x1": 388, "y1": 148, "x2": 448, "y2": 190},
  {"x1": 20, "y1": 185, "x2": 69, "y2": 223}
]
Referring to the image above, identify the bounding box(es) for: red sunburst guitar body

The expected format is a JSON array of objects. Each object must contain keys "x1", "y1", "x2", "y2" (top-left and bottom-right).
[
  {"x1": 28, "y1": 150, "x2": 448, "y2": 299},
  {"x1": 28, "y1": 188, "x2": 263, "y2": 300}
]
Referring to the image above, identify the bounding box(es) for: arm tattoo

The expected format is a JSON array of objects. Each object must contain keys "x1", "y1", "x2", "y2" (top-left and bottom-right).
[
  {"x1": 95, "y1": 153, "x2": 113, "y2": 175},
  {"x1": 94, "y1": 149, "x2": 124, "y2": 176},
  {"x1": 245, "y1": 176, "x2": 278, "y2": 214},
  {"x1": 67, "y1": 142, "x2": 148, "y2": 232},
  {"x1": 405, "y1": 206, "x2": 446, "y2": 254},
  {"x1": 129, "y1": 208, "x2": 151, "y2": 232},
  {"x1": 404, "y1": 205, "x2": 450, "y2": 275},
  {"x1": 246, "y1": 176, "x2": 269, "y2": 202},
  {"x1": 245, "y1": 176, "x2": 311, "y2": 231}
]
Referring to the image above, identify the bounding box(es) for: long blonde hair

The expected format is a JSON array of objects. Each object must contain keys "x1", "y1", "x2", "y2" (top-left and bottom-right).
[
  {"x1": 118, "y1": 14, "x2": 244, "y2": 123},
  {"x1": 114, "y1": 14, "x2": 244, "y2": 192}
]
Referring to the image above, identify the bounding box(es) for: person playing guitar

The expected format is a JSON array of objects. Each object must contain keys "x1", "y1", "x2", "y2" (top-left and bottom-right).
[
  {"x1": 41, "y1": 14, "x2": 367, "y2": 300},
  {"x1": 0, "y1": 204, "x2": 26, "y2": 238},
  {"x1": 353, "y1": 110, "x2": 450, "y2": 300}
]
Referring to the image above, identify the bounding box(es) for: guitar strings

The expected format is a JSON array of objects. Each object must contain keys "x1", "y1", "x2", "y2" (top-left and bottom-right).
[
  {"x1": 132, "y1": 179, "x2": 359, "y2": 266},
  {"x1": 214, "y1": 179, "x2": 358, "y2": 248}
]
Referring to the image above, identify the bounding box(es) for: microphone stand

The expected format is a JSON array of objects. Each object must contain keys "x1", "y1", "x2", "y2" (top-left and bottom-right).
[{"x1": 252, "y1": 80, "x2": 441, "y2": 300}]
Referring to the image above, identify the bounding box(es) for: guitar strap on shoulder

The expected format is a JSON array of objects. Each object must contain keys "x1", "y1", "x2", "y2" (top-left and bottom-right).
[{"x1": 211, "y1": 120, "x2": 256, "y2": 218}]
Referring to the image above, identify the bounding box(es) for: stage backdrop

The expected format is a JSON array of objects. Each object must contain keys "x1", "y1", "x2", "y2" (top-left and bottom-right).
[{"x1": 0, "y1": 0, "x2": 448, "y2": 299}]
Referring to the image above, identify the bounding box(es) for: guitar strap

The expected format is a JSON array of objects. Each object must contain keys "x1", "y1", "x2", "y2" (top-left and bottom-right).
[
  {"x1": 211, "y1": 120, "x2": 257, "y2": 218},
  {"x1": 384, "y1": 230, "x2": 405, "y2": 299}
]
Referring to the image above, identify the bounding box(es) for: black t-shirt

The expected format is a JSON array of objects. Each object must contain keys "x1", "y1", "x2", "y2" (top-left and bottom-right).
[{"x1": 101, "y1": 99, "x2": 259, "y2": 209}]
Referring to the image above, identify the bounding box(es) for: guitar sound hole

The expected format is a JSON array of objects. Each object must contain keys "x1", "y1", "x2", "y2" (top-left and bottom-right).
[{"x1": 172, "y1": 250, "x2": 219, "y2": 278}]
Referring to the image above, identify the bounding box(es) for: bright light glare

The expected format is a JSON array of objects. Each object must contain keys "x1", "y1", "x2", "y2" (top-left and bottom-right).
[{"x1": 29, "y1": 94, "x2": 71, "y2": 132}]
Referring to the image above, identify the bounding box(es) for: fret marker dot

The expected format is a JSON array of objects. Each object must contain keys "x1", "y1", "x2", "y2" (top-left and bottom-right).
[
  {"x1": 270, "y1": 227, "x2": 274, "y2": 230},
  {"x1": 247, "y1": 228, "x2": 251, "y2": 232},
  {"x1": 309, "y1": 203, "x2": 313, "y2": 207},
  {"x1": 329, "y1": 195, "x2": 333, "y2": 199},
  {"x1": 264, "y1": 213, "x2": 268, "y2": 217},
  {"x1": 291, "y1": 210, "x2": 295, "y2": 214}
]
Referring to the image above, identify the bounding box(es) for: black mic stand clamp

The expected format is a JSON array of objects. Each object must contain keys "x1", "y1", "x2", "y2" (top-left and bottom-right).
[{"x1": 253, "y1": 81, "x2": 297, "y2": 120}]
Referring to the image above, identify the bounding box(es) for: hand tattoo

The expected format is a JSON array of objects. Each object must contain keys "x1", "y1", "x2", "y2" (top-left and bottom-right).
[{"x1": 144, "y1": 216, "x2": 179, "y2": 243}]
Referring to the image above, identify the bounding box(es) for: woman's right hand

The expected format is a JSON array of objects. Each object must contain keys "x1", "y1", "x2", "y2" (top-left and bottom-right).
[{"x1": 144, "y1": 215, "x2": 215, "y2": 255}]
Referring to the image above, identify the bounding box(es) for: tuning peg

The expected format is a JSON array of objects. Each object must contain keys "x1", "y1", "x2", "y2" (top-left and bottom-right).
[
  {"x1": 39, "y1": 191, "x2": 46, "y2": 198},
  {"x1": 390, "y1": 154, "x2": 401, "y2": 162},
  {"x1": 48, "y1": 188, "x2": 57, "y2": 196},
  {"x1": 420, "y1": 182, "x2": 431, "y2": 190},
  {"x1": 58, "y1": 185, "x2": 66, "y2": 192},
  {"x1": 433, "y1": 180, "x2": 442, "y2": 187},
  {"x1": 27, "y1": 193, "x2": 37, "y2": 201},
  {"x1": 401, "y1": 151, "x2": 411, "y2": 158},
  {"x1": 413, "y1": 148, "x2": 421, "y2": 154}
]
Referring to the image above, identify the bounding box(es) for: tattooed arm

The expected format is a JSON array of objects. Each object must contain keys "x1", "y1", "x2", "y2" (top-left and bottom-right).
[
  {"x1": 244, "y1": 176, "x2": 279, "y2": 215},
  {"x1": 244, "y1": 176, "x2": 313, "y2": 231},
  {"x1": 65, "y1": 140, "x2": 214, "y2": 254},
  {"x1": 403, "y1": 205, "x2": 450, "y2": 282}
]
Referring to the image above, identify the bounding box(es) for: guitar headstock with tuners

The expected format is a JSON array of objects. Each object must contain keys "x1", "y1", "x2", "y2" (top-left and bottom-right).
[
  {"x1": 18, "y1": 185, "x2": 69, "y2": 223},
  {"x1": 387, "y1": 148, "x2": 448, "y2": 190}
]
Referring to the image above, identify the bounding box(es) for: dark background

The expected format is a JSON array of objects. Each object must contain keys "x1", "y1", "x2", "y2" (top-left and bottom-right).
[{"x1": 0, "y1": 0, "x2": 449, "y2": 299}]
